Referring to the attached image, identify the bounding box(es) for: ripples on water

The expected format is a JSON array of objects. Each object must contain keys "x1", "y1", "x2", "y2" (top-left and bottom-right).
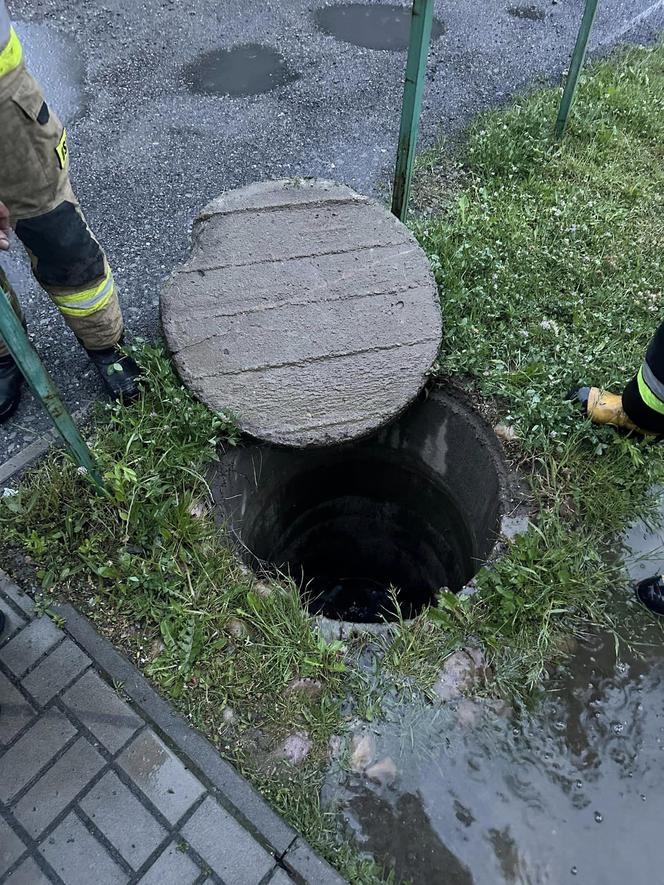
[{"x1": 329, "y1": 512, "x2": 664, "y2": 883}]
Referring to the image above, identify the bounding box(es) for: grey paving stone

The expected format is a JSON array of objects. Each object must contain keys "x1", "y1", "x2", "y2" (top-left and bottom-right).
[
  {"x1": 117, "y1": 729, "x2": 205, "y2": 825},
  {"x1": 282, "y1": 838, "x2": 347, "y2": 885},
  {"x1": 0, "y1": 595, "x2": 26, "y2": 640},
  {"x1": 0, "y1": 617, "x2": 62, "y2": 677},
  {"x1": 0, "y1": 708, "x2": 77, "y2": 803},
  {"x1": 80, "y1": 770, "x2": 167, "y2": 870},
  {"x1": 22, "y1": 639, "x2": 91, "y2": 706},
  {"x1": 62, "y1": 669, "x2": 142, "y2": 754},
  {"x1": 39, "y1": 811, "x2": 128, "y2": 885},
  {"x1": 4, "y1": 856, "x2": 52, "y2": 884},
  {"x1": 182, "y1": 796, "x2": 274, "y2": 885},
  {"x1": 136, "y1": 840, "x2": 200, "y2": 885},
  {"x1": 0, "y1": 572, "x2": 34, "y2": 615},
  {"x1": 13, "y1": 736, "x2": 106, "y2": 838},
  {"x1": 0, "y1": 817, "x2": 26, "y2": 877},
  {"x1": 0, "y1": 670, "x2": 36, "y2": 746},
  {"x1": 56, "y1": 602, "x2": 296, "y2": 855}
]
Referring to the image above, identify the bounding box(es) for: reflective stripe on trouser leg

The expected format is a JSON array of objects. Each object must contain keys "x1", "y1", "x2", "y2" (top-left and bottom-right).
[
  {"x1": 15, "y1": 202, "x2": 124, "y2": 350},
  {"x1": 622, "y1": 320, "x2": 664, "y2": 434},
  {"x1": 0, "y1": 265, "x2": 24, "y2": 358},
  {"x1": 0, "y1": 27, "x2": 22, "y2": 79}
]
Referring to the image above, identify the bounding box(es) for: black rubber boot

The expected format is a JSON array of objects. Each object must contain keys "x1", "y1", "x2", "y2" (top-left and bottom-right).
[
  {"x1": 0, "y1": 353, "x2": 23, "y2": 424},
  {"x1": 84, "y1": 339, "x2": 141, "y2": 403},
  {"x1": 635, "y1": 575, "x2": 664, "y2": 617}
]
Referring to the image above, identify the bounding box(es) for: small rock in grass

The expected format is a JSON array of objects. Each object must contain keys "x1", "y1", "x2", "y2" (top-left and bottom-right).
[
  {"x1": 464, "y1": 647, "x2": 488, "y2": 673},
  {"x1": 365, "y1": 756, "x2": 397, "y2": 787},
  {"x1": 280, "y1": 731, "x2": 312, "y2": 764},
  {"x1": 221, "y1": 706, "x2": 236, "y2": 724},
  {"x1": 149, "y1": 639, "x2": 165, "y2": 659},
  {"x1": 227, "y1": 617, "x2": 248, "y2": 640},
  {"x1": 554, "y1": 634, "x2": 578, "y2": 656},
  {"x1": 188, "y1": 499, "x2": 208, "y2": 519},
  {"x1": 350, "y1": 732, "x2": 376, "y2": 772},
  {"x1": 433, "y1": 648, "x2": 487, "y2": 701},
  {"x1": 287, "y1": 677, "x2": 324, "y2": 699},
  {"x1": 254, "y1": 580, "x2": 273, "y2": 597},
  {"x1": 494, "y1": 423, "x2": 517, "y2": 443}
]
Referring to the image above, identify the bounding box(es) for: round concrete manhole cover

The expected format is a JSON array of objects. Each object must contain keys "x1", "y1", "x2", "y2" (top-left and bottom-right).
[{"x1": 161, "y1": 179, "x2": 442, "y2": 447}]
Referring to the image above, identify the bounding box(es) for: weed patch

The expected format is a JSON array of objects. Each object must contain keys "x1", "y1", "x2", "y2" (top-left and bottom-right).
[{"x1": 385, "y1": 44, "x2": 664, "y2": 692}]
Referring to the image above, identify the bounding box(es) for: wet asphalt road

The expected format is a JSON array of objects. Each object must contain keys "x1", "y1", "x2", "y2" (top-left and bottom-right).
[{"x1": 1, "y1": 0, "x2": 663, "y2": 464}]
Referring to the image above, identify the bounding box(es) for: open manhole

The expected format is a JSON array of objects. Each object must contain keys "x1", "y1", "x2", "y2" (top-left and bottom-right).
[{"x1": 210, "y1": 388, "x2": 506, "y2": 624}]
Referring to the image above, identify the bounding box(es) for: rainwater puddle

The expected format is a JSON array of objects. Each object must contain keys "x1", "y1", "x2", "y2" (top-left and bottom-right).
[
  {"x1": 315, "y1": 3, "x2": 445, "y2": 51},
  {"x1": 622, "y1": 488, "x2": 664, "y2": 581},
  {"x1": 325, "y1": 512, "x2": 664, "y2": 882},
  {"x1": 183, "y1": 44, "x2": 298, "y2": 97},
  {"x1": 507, "y1": 4, "x2": 546, "y2": 21}
]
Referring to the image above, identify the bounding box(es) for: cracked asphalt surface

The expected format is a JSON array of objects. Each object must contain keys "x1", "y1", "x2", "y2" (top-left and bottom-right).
[{"x1": 1, "y1": 0, "x2": 663, "y2": 463}]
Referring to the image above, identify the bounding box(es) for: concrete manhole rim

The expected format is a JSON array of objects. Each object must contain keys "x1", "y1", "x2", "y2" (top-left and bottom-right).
[{"x1": 210, "y1": 380, "x2": 530, "y2": 633}]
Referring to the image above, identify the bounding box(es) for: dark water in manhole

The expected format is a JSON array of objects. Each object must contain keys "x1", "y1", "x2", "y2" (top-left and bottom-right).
[
  {"x1": 507, "y1": 4, "x2": 546, "y2": 21},
  {"x1": 314, "y1": 3, "x2": 445, "y2": 51},
  {"x1": 210, "y1": 389, "x2": 505, "y2": 624},
  {"x1": 183, "y1": 44, "x2": 297, "y2": 97},
  {"x1": 270, "y1": 457, "x2": 473, "y2": 622}
]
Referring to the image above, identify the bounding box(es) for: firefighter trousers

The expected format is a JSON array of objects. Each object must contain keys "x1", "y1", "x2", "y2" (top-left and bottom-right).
[{"x1": 0, "y1": 35, "x2": 123, "y2": 359}]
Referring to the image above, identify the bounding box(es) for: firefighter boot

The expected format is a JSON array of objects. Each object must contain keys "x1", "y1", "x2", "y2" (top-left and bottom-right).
[
  {"x1": 635, "y1": 575, "x2": 664, "y2": 617},
  {"x1": 0, "y1": 353, "x2": 23, "y2": 423},
  {"x1": 572, "y1": 386, "x2": 653, "y2": 435},
  {"x1": 83, "y1": 339, "x2": 141, "y2": 403}
]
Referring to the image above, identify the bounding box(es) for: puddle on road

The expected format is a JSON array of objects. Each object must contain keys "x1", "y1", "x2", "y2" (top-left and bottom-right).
[
  {"x1": 15, "y1": 21, "x2": 85, "y2": 121},
  {"x1": 325, "y1": 512, "x2": 664, "y2": 883},
  {"x1": 315, "y1": 3, "x2": 445, "y2": 51},
  {"x1": 507, "y1": 5, "x2": 546, "y2": 21},
  {"x1": 183, "y1": 44, "x2": 298, "y2": 97}
]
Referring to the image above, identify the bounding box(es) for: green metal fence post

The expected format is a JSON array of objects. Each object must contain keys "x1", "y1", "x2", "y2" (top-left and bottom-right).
[
  {"x1": 0, "y1": 284, "x2": 105, "y2": 490},
  {"x1": 391, "y1": 0, "x2": 435, "y2": 221},
  {"x1": 554, "y1": 0, "x2": 600, "y2": 139}
]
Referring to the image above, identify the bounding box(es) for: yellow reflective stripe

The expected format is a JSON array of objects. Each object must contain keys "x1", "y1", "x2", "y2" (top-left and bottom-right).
[
  {"x1": 0, "y1": 28, "x2": 23, "y2": 78},
  {"x1": 637, "y1": 366, "x2": 664, "y2": 416},
  {"x1": 53, "y1": 272, "x2": 115, "y2": 317}
]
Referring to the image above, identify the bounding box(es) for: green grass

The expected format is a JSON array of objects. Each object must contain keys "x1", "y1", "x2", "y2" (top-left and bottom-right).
[
  {"x1": 3, "y1": 43, "x2": 664, "y2": 883},
  {"x1": 388, "y1": 43, "x2": 664, "y2": 691}
]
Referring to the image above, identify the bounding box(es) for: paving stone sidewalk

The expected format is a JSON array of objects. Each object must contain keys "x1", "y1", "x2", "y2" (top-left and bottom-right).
[{"x1": 0, "y1": 572, "x2": 345, "y2": 885}]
